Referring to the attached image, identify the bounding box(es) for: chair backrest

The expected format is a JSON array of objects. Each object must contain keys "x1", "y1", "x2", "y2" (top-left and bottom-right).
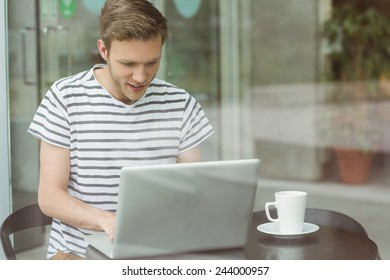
[{"x1": 1, "y1": 203, "x2": 52, "y2": 260}]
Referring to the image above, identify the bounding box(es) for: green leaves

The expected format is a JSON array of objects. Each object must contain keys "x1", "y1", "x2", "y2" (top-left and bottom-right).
[{"x1": 322, "y1": 3, "x2": 390, "y2": 81}]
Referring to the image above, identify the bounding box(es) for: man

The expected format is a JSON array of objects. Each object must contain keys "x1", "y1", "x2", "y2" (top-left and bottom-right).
[{"x1": 28, "y1": 0, "x2": 214, "y2": 260}]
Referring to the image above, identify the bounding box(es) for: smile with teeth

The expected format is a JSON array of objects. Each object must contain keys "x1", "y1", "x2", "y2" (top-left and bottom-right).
[{"x1": 128, "y1": 83, "x2": 145, "y2": 92}]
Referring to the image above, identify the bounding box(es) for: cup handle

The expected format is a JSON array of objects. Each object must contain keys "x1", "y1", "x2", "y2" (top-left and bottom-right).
[{"x1": 265, "y1": 202, "x2": 279, "y2": 222}]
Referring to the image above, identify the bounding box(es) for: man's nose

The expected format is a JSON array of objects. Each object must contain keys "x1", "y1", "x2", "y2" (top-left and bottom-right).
[{"x1": 133, "y1": 66, "x2": 147, "y2": 84}]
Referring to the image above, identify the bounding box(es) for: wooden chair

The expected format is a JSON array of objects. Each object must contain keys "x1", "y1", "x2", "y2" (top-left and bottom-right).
[{"x1": 1, "y1": 203, "x2": 52, "y2": 260}]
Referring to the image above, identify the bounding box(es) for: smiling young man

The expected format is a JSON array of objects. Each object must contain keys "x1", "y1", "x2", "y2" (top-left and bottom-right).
[
  {"x1": 28, "y1": 0, "x2": 214, "y2": 260},
  {"x1": 95, "y1": 35, "x2": 163, "y2": 105}
]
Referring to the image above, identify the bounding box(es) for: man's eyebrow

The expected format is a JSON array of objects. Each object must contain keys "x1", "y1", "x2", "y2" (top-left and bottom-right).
[{"x1": 119, "y1": 57, "x2": 161, "y2": 64}]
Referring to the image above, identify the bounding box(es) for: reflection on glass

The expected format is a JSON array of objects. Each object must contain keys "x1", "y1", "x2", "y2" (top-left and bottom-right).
[{"x1": 173, "y1": 0, "x2": 202, "y2": 19}]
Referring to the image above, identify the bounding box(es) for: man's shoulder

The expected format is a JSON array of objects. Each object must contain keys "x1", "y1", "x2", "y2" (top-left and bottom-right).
[
  {"x1": 149, "y1": 78, "x2": 189, "y2": 95},
  {"x1": 52, "y1": 67, "x2": 96, "y2": 91},
  {"x1": 150, "y1": 78, "x2": 176, "y2": 88}
]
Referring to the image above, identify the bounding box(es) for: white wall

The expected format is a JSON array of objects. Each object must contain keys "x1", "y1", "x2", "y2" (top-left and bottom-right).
[{"x1": 0, "y1": 0, "x2": 12, "y2": 260}]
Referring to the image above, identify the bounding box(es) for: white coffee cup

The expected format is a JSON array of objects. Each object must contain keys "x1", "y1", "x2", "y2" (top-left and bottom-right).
[{"x1": 264, "y1": 191, "x2": 307, "y2": 234}]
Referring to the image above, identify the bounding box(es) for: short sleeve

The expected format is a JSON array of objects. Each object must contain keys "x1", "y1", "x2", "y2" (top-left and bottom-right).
[
  {"x1": 27, "y1": 86, "x2": 70, "y2": 148},
  {"x1": 179, "y1": 96, "x2": 214, "y2": 152}
]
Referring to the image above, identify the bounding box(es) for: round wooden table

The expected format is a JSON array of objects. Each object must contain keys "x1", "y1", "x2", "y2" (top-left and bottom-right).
[{"x1": 244, "y1": 211, "x2": 379, "y2": 260}]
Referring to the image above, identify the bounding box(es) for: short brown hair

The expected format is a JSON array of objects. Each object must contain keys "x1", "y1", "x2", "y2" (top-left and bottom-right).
[{"x1": 100, "y1": 0, "x2": 168, "y2": 50}]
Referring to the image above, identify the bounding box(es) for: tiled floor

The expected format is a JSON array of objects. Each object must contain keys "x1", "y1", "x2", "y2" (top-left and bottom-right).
[{"x1": 15, "y1": 181, "x2": 390, "y2": 260}]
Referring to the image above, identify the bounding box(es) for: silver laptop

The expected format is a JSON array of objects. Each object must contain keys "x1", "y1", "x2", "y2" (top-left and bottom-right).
[{"x1": 85, "y1": 159, "x2": 260, "y2": 259}]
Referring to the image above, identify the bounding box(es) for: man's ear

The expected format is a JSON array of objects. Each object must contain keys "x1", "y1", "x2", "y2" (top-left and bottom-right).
[{"x1": 97, "y1": 39, "x2": 108, "y2": 61}]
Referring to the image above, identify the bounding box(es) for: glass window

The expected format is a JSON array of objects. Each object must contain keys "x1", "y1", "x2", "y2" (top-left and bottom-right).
[{"x1": 5, "y1": 0, "x2": 390, "y2": 258}]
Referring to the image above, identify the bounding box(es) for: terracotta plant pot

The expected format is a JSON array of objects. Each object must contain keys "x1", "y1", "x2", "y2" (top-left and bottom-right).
[{"x1": 333, "y1": 147, "x2": 374, "y2": 185}]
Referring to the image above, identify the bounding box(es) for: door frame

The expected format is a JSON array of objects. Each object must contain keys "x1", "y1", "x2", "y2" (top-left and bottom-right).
[
  {"x1": 219, "y1": 0, "x2": 252, "y2": 159},
  {"x1": 0, "y1": 0, "x2": 12, "y2": 260}
]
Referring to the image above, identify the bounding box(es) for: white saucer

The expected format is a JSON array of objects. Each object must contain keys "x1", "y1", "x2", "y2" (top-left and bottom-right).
[{"x1": 257, "y1": 222, "x2": 319, "y2": 238}]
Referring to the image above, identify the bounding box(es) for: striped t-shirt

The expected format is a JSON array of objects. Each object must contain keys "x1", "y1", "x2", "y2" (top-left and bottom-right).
[{"x1": 28, "y1": 64, "x2": 214, "y2": 258}]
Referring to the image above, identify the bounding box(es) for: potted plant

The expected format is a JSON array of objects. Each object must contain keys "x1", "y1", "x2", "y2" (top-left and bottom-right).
[{"x1": 321, "y1": 2, "x2": 390, "y2": 184}]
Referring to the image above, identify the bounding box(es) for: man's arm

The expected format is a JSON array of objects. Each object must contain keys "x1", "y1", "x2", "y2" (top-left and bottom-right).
[
  {"x1": 177, "y1": 145, "x2": 202, "y2": 163},
  {"x1": 37, "y1": 140, "x2": 115, "y2": 239}
]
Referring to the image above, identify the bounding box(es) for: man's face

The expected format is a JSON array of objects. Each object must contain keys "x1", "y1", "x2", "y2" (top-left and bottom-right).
[{"x1": 98, "y1": 37, "x2": 162, "y2": 104}]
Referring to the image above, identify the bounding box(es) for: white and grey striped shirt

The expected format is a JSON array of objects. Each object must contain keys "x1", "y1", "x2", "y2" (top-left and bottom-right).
[{"x1": 28, "y1": 64, "x2": 214, "y2": 258}]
